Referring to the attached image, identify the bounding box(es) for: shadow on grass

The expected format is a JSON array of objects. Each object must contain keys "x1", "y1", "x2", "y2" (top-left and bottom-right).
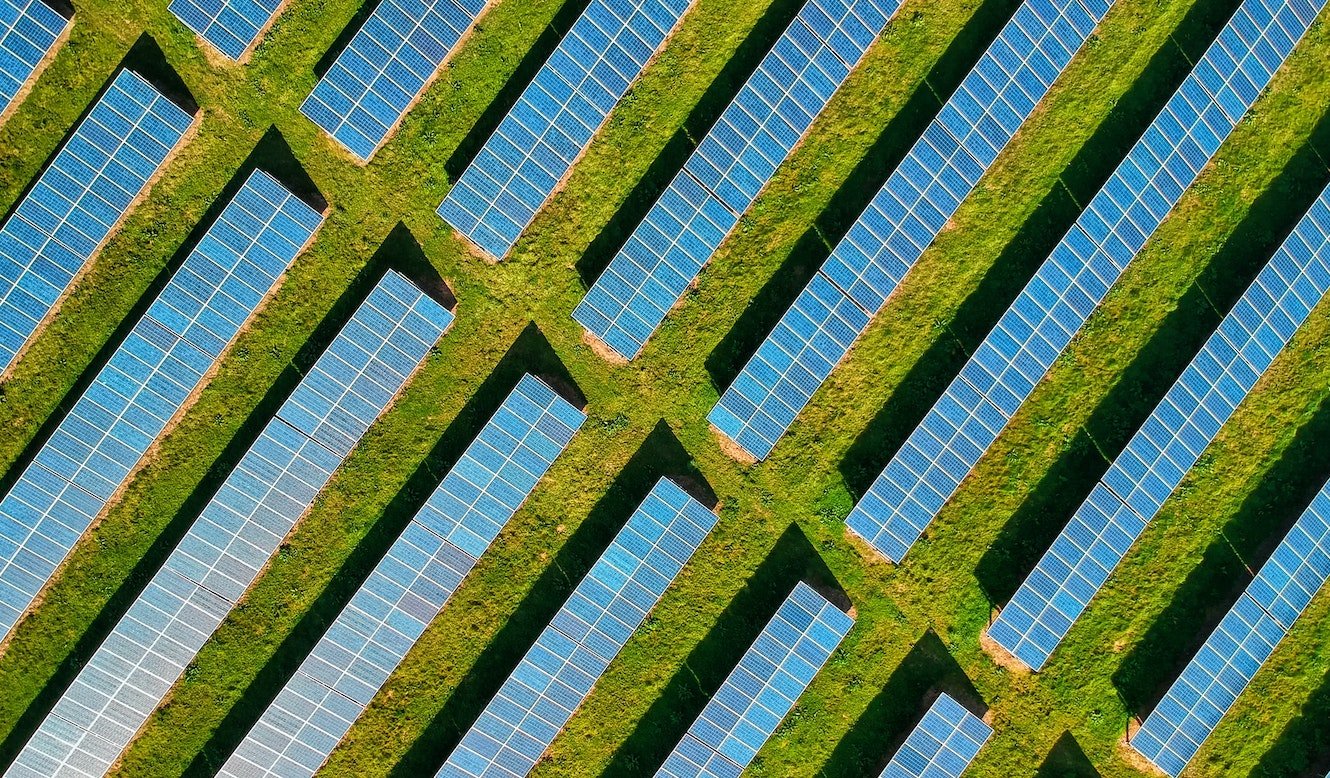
[
  {"x1": 975, "y1": 107, "x2": 1330, "y2": 607},
  {"x1": 0, "y1": 129, "x2": 320, "y2": 503},
  {"x1": 443, "y1": 0, "x2": 593, "y2": 182},
  {"x1": 836, "y1": 0, "x2": 1247, "y2": 499},
  {"x1": 817, "y1": 630, "x2": 980, "y2": 777},
  {"x1": 1036, "y1": 732, "x2": 1099, "y2": 778},
  {"x1": 0, "y1": 226, "x2": 440, "y2": 773},
  {"x1": 1253, "y1": 665, "x2": 1330, "y2": 777},
  {"x1": 387, "y1": 421, "x2": 713, "y2": 776},
  {"x1": 705, "y1": 0, "x2": 1022, "y2": 392},
  {"x1": 182, "y1": 322, "x2": 578, "y2": 776},
  {"x1": 599, "y1": 522, "x2": 843, "y2": 774},
  {"x1": 1113, "y1": 385, "x2": 1330, "y2": 716},
  {"x1": 573, "y1": 0, "x2": 807, "y2": 286}
]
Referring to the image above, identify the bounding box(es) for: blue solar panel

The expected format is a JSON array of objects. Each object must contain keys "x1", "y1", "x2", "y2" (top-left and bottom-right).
[
  {"x1": 0, "y1": 68, "x2": 193, "y2": 376},
  {"x1": 844, "y1": 0, "x2": 1323, "y2": 565},
  {"x1": 879, "y1": 693, "x2": 991, "y2": 778},
  {"x1": 437, "y1": 0, "x2": 693, "y2": 260},
  {"x1": 656, "y1": 582, "x2": 853, "y2": 778},
  {"x1": 0, "y1": 0, "x2": 67, "y2": 119},
  {"x1": 0, "y1": 170, "x2": 322, "y2": 643},
  {"x1": 169, "y1": 0, "x2": 284, "y2": 60},
  {"x1": 437, "y1": 477, "x2": 717, "y2": 777},
  {"x1": 571, "y1": 0, "x2": 902, "y2": 360},
  {"x1": 988, "y1": 173, "x2": 1330, "y2": 671},
  {"x1": 218, "y1": 374, "x2": 586, "y2": 778},
  {"x1": 302, "y1": 0, "x2": 488, "y2": 160},
  {"x1": 6, "y1": 271, "x2": 452, "y2": 778},
  {"x1": 708, "y1": 0, "x2": 1116, "y2": 461}
]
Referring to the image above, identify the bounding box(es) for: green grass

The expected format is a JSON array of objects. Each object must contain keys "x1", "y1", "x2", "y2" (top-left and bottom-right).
[{"x1": 0, "y1": 0, "x2": 1327, "y2": 775}]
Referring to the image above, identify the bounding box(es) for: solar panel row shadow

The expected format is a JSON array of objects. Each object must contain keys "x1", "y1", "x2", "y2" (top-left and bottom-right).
[
  {"x1": 708, "y1": 0, "x2": 1116, "y2": 461},
  {"x1": 437, "y1": 0, "x2": 693, "y2": 260},
  {"x1": 879, "y1": 693, "x2": 991, "y2": 778},
  {"x1": 572, "y1": 0, "x2": 903, "y2": 361},
  {"x1": 656, "y1": 581, "x2": 853, "y2": 778},
  {"x1": 987, "y1": 124, "x2": 1330, "y2": 673},
  {"x1": 218, "y1": 374, "x2": 586, "y2": 778},
  {"x1": 0, "y1": 68, "x2": 193, "y2": 376},
  {"x1": 5, "y1": 270, "x2": 452, "y2": 778},
  {"x1": 0, "y1": 169, "x2": 323, "y2": 644},
  {"x1": 844, "y1": 0, "x2": 1324, "y2": 566},
  {"x1": 1132, "y1": 473, "x2": 1330, "y2": 777},
  {"x1": 169, "y1": 0, "x2": 284, "y2": 60},
  {"x1": 436, "y1": 476, "x2": 718, "y2": 778},
  {"x1": 0, "y1": 0, "x2": 67, "y2": 119},
  {"x1": 302, "y1": 0, "x2": 489, "y2": 160}
]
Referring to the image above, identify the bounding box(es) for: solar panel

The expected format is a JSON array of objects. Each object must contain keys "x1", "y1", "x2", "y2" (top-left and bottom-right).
[
  {"x1": 0, "y1": 68, "x2": 193, "y2": 375},
  {"x1": 436, "y1": 0, "x2": 693, "y2": 260},
  {"x1": 0, "y1": 169, "x2": 323, "y2": 643},
  {"x1": 169, "y1": 0, "x2": 284, "y2": 60},
  {"x1": 844, "y1": 0, "x2": 1324, "y2": 565},
  {"x1": 571, "y1": 0, "x2": 903, "y2": 360},
  {"x1": 0, "y1": 0, "x2": 67, "y2": 119},
  {"x1": 217, "y1": 374, "x2": 586, "y2": 778},
  {"x1": 436, "y1": 476, "x2": 717, "y2": 778},
  {"x1": 6, "y1": 271, "x2": 452, "y2": 778},
  {"x1": 301, "y1": 0, "x2": 489, "y2": 160},
  {"x1": 879, "y1": 693, "x2": 991, "y2": 778},
  {"x1": 707, "y1": 0, "x2": 1116, "y2": 461},
  {"x1": 655, "y1": 581, "x2": 853, "y2": 778},
  {"x1": 988, "y1": 170, "x2": 1330, "y2": 671}
]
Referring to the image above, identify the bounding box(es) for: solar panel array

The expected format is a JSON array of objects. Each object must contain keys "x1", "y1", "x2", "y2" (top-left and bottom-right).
[
  {"x1": 571, "y1": 0, "x2": 902, "y2": 360},
  {"x1": 879, "y1": 693, "x2": 991, "y2": 778},
  {"x1": 988, "y1": 175, "x2": 1330, "y2": 673},
  {"x1": 6, "y1": 271, "x2": 452, "y2": 778},
  {"x1": 843, "y1": 0, "x2": 1323, "y2": 565},
  {"x1": 218, "y1": 374, "x2": 586, "y2": 778},
  {"x1": 169, "y1": 0, "x2": 284, "y2": 60},
  {"x1": 436, "y1": 0, "x2": 693, "y2": 260},
  {"x1": 0, "y1": 169, "x2": 322, "y2": 644},
  {"x1": 656, "y1": 581, "x2": 853, "y2": 778},
  {"x1": 0, "y1": 0, "x2": 67, "y2": 118},
  {"x1": 0, "y1": 68, "x2": 193, "y2": 376},
  {"x1": 301, "y1": 0, "x2": 488, "y2": 161},
  {"x1": 437, "y1": 477, "x2": 717, "y2": 778},
  {"x1": 707, "y1": 0, "x2": 1116, "y2": 461},
  {"x1": 1133, "y1": 478, "x2": 1330, "y2": 776}
]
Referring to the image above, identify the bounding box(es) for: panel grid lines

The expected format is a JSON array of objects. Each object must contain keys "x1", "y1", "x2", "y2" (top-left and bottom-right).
[
  {"x1": 573, "y1": 0, "x2": 903, "y2": 360},
  {"x1": 709, "y1": 0, "x2": 1115, "y2": 461},
  {"x1": 7, "y1": 271, "x2": 451, "y2": 778},
  {"x1": 843, "y1": 0, "x2": 1321, "y2": 570}
]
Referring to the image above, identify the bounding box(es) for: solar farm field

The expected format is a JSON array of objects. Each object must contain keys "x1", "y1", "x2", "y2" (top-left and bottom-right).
[{"x1": 0, "y1": 0, "x2": 1327, "y2": 776}]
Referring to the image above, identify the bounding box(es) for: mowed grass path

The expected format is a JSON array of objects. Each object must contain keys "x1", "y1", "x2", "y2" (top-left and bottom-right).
[{"x1": 0, "y1": 0, "x2": 1326, "y2": 774}]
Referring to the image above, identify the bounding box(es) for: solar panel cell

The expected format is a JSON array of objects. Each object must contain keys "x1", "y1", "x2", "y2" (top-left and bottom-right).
[
  {"x1": 439, "y1": 0, "x2": 693, "y2": 260},
  {"x1": 438, "y1": 477, "x2": 716, "y2": 777},
  {"x1": 879, "y1": 693, "x2": 991, "y2": 778},
  {"x1": 9, "y1": 271, "x2": 450, "y2": 778}
]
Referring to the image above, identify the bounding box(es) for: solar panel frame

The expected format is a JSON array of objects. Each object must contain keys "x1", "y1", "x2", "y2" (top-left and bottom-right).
[
  {"x1": 437, "y1": 0, "x2": 695, "y2": 260},
  {"x1": 843, "y1": 0, "x2": 1322, "y2": 568},
  {"x1": 0, "y1": 0, "x2": 68, "y2": 121},
  {"x1": 879, "y1": 693, "x2": 991, "y2": 778},
  {"x1": 655, "y1": 581, "x2": 853, "y2": 777},
  {"x1": 0, "y1": 68, "x2": 194, "y2": 376},
  {"x1": 708, "y1": 0, "x2": 1116, "y2": 461},
  {"x1": 572, "y1": 0, "x2": 903, "y2": 361},
  {"x1": 300, "y1": 0, "x2": 491, "y2": 161},
  {"x1": 437, "y1": 477, "x2": 718, "y2": 778},
  {"x1": 168, "y1": 0, "x2": 285, "y2": 61},
  {"x1": 989, "y1": 166, "x2": 1330, "y2": 671},
  {"x1": 0, "y1": 169, "x2": 322, "y2": 643},
  {"x1": 7, "y1": 270, "x2": 452, "y2": 778},
  {"x1": 217, "y1": 374, "x2": 586, "y2": 778}
]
